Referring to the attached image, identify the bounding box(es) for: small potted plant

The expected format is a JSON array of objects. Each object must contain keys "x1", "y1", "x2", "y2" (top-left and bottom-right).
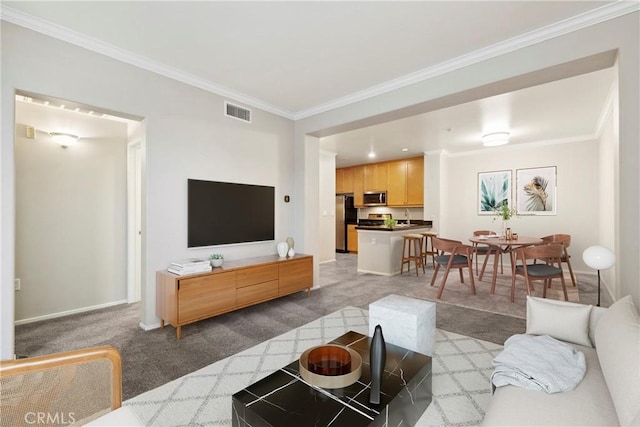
[
  {"x1": 383, "y1": 217, "x2": 397, "y2": 228},
  {"x1": 492, "y1": 202, "x2": 517, "y2": 237},
  {"x1": 209, "y1": 253, "x2": 224, "y2": 268}
]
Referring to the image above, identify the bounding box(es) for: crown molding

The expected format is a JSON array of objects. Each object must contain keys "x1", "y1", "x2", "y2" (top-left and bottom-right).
[
  {"x1": 0, "y1": 5, "x2": 296, "y2": 120},
  {"x1": 2, "y1": 2, "x2": 637, "y2": 122},
  {"x1": 293, "y1": 1, "x2": 640, "y2": 120}
]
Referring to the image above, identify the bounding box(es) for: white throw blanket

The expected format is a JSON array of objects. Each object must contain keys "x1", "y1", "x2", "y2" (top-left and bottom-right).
[{"x1": 491, "y1": 334, "x2": 586, "y2": 393}]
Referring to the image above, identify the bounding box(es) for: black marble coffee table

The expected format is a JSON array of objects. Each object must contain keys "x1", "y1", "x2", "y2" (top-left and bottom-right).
[{"x1": 232, "y1": 331, "x2": 432, "y2": 427}]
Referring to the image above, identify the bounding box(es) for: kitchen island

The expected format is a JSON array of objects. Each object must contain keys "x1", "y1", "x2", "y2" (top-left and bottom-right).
[{"x1": 356, "y1": 223, "x2": 433, "y2": 276}]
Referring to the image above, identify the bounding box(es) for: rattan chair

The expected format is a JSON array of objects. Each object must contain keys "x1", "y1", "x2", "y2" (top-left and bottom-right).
[
  {"x1": 0, "y1": 346, "x2": 122, "y2": 426},
  {"x1": 429, "y1": 237, "x2": 476, "y2": 299},
  {"x1": 511, "y1": 242, "x2": 568, "y2": 302}
]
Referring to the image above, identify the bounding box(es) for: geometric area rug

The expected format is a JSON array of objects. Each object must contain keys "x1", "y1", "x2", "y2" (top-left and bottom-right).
[{"x1": 125, "y1": 307, "x2": 504, "y2": 426}]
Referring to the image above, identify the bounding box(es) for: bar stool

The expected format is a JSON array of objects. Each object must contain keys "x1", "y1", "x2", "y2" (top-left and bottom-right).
[
  {"x1": 401, "y1": 234, "x2": 425, "y2": 276},
  {"x1": 421, "y1": 231, "x2": 438, "y2": 268}
]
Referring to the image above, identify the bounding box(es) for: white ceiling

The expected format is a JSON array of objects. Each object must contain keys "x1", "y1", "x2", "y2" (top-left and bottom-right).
[
  {"x1": 2, "y1": 1, "x2": 632, "y2": 166},
  {"x1": 321, "y1": 67, "x2": 615, "y2": 166}
]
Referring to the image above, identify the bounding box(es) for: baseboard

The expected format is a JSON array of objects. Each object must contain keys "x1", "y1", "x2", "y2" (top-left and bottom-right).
[
  {"x1": 139, "y1": 321, "x2": 161, "y2": 330},
  {"x1": 14, "y1": 299, "x2": 128, "y2": 325}
]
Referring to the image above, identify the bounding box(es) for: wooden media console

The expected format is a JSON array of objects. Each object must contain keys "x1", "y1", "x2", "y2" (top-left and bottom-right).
[{"x1": 157, "y1": 254, "x2": 313, "y2": 339}]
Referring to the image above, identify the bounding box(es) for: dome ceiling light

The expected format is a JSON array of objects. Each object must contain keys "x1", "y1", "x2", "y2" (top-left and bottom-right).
[
  {"x1": 49, "y1": 132, "x2": 79, "y2": 148},
  {"x1": 482, "y1": 132, "x2": 510, "y2": 147}
]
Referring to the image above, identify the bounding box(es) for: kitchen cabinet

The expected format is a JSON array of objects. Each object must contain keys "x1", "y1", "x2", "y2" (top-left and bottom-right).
[
  {"x1": 352, "y1": 165, "x2": 365, "y2": 207},
  {"x1": 336, "y1": 167, "x2": 354, "y2": 194},
  {"x1": 342, "y1": 167, "x2": 354, "y2": 193},
  {"x1": 387, "y1": 156, "x2": 424, "y2": 206},
  {"x1": 364, "y1": 163, "x2": 387, "y2": 191},
  {"x1": 336, "y1": 169, "x2": 345, "y2": 194},
  {"x1": 336, "y1": 168, "x2": 353, "y2": 194},
  {"x1": 347, "y1": 224, "x2": 358, "y2": 253}
]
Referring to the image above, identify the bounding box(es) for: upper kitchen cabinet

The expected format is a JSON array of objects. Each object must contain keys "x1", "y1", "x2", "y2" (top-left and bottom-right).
[
  {"x1": 336, "y1": 167, "x2": 354, "y2": 194},
  {"x1": 364, "y1": 163, "x2": 387, "y2": 191},
  {"x1": 352, "y1": 165, "x2": 365, "y2": 207},
  {"x1": 387, "y1": 156, "x2": 424, "y2": 207}
]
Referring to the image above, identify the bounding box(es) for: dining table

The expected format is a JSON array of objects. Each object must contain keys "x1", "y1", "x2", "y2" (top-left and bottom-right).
[{"x1": 468, "y1": 235, "x2": 543, "y2": 294}]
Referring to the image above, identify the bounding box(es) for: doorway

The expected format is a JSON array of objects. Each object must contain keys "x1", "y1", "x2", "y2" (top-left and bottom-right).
[
  {"x1": 13, "y1": 92, "x2": 145, "y2": 326},
  {"x1": 127, "y1": 140, "x2": 143, "y2": 303}
]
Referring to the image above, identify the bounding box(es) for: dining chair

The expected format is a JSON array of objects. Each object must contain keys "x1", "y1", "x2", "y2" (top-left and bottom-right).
[
  {"x1": 511, "y1": 242, "x2": 568, "y2": 302},
  {"x1": 472, "y1": 230, "x2": 503, "y2": 276},
  {"x1": 541, "y1": 234, "x2": 577, "y2": 287},
  {"x1": 429, "y1": 237, "x2": 476, "y2": 299},
  {"x1": 0, "y1": 346, "x2": 123, "y2": 426}
]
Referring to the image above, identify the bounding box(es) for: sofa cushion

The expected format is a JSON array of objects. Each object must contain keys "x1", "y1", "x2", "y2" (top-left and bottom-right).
[
  {"x1": 482, "y1": 344, "x2": 619, "y2": 426},
  {"x1": 526, "y1": 296, "x2": 592, "y2": 347},
  {"x1": 594, "y1": 295, "x2": 640, "y2": 427}
]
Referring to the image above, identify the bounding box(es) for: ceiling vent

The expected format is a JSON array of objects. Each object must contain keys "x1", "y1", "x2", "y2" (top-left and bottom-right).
[{"x1": 224, "y1": 101, "x2": 251, "y2": 123}]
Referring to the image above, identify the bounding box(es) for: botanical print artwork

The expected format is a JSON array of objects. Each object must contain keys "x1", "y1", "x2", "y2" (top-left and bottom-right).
[
  {"x1": 478, "y1": 170, "x2": 511, "y2": 215},
  {"x1": 516, "y1": 166, "x2": 557, "y2": 215}
]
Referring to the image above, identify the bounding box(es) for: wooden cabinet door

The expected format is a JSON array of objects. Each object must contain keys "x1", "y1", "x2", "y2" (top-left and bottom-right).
[
  {"x1": 364, "y1": 164, "x2": 387, "y2": 191},
  {"x1": 352, "y1": 166, "x2": 364, "y2": 207},
  {"x1": 374, "y1": 163, "x2": 387, "y2": 191},
  {"x1": 178, "y1": 271, "x2": 236, "y2": 323},
  {"x1": 363, "y1": 164, "x2": 376, "y2": 191},
  {"x1": 279, "y1": 257, "x2": 313, "y2": 296},
  {"x1": 406, "y1": 157, "x2": 424, "y2": 206},
  {"x1": 347, "y1": 225, "x2": 358, "y2": 253},
  {"x1": 336, "y1": 168, "x2": 344, "y2": 194},
  {"x1": 342, "y1": 167, "x2": 354, "y2": 194},
  {"x1": 386, "y1": 160, "x2": 407, "y2": 206}
]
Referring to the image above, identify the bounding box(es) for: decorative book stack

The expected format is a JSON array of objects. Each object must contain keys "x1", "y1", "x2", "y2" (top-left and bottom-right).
[{"x1": 168, "y1": 258, "x2": 212, "y2": 276}]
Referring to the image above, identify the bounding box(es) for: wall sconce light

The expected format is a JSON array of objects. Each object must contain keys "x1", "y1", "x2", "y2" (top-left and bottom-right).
[
  {"x1": 482, "y1": 132, "x2": 510, "y2": 147},
  {"x1": 49, "y1": 132, "x2": 79, "y2": 148}
]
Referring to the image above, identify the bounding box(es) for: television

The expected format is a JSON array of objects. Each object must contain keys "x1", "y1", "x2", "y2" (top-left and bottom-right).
[{"x1": 188, "y1": 179, "x2": 275, "y2": 247}]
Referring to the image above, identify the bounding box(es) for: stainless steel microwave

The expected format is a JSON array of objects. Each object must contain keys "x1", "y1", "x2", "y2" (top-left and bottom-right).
[{"x1": 363, "y1": 191, "x2": 387, "y2": 206}]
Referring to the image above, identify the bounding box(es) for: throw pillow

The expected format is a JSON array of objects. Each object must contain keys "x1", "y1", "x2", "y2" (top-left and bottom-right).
[
  {"x1": 594, "y1": 295, "x2": 640, "y2": 427},
  {"x1": 526, "y1": 296, "x2": 592, "y2": 347}
]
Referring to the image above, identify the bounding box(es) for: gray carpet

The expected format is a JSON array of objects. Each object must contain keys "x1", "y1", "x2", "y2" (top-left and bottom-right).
[{"x1": 14, "y1": 253, "x2": 607, "y2": 401}]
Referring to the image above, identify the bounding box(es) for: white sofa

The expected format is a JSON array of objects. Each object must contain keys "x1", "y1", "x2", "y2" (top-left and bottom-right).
[{"x1": 483, "y1": 295, "x2": 640, "y2": 426}]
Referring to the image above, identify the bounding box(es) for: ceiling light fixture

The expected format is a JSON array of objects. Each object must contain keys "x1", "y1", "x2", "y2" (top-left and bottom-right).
[
  {"x1": 368, "y1": 151, "x2": 376, "y2": 158},
  {"x1": 482, "y1": 132, "x2": 510, "y2": 147},
  {"x1": 401, "y1": 148, "x2": 409, "y2": 152},
  {"x1": 49, "y1": 132, "x2": 79, "y2": 148}
]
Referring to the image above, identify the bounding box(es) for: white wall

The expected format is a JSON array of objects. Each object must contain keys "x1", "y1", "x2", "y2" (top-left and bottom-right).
[
  {"x1": 598, "y1": 92, "x2": 617, "y2": 298},
  {"x1": 442, "y1": 140, "x2": 599, "y2": 273},
  {"x1": 2, "y1": 23, "x2": 295, "y2": 358},
  {"x1": 2, "y1": 12, "x2": 638, "y2": 359},
  {"x1": 319, "y1": 151, "x2": 336, "y2": 263},
  {"x1": 14, "y1": 102, "x2": 128, "y2": 321},
  {"x1": 294, "y1": 12, "x2": 638, "y2": 312}
]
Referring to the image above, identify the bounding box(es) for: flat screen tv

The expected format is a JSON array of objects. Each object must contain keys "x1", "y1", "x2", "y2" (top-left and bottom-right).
[{"x1": 188, "y1": 179, "x2": 275, "y2": 247}]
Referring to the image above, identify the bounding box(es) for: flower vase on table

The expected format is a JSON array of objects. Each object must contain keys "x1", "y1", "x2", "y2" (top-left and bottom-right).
[{"x1": 502, "y1": 221, "x2": 509, "y2": 239}]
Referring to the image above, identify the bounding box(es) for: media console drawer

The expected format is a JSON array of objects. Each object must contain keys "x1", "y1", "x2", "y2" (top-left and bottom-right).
[{"x1": 157, "y1": 254, "x2": 313, "y2": 339}]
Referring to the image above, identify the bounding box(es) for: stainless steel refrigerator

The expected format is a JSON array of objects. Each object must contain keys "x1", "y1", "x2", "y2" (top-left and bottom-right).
[{"x1": 336, "y1": 194, "x2": 357, "y2": 253}]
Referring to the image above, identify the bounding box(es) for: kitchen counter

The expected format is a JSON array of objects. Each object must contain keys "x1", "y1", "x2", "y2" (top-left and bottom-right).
[
  {"x1": 356, "y1": 224, "x2": 433, "y2": 276},
  {"x1": 355, "y1": 223, "x2": 430, "y2": 231}
]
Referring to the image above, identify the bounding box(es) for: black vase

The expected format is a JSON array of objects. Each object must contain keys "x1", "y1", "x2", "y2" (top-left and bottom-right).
[{"x1": 369, "y1": 324, "x2": 386, "y2": 405}]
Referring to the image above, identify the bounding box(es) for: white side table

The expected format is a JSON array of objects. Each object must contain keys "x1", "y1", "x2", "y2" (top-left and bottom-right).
[{"x1": 369, "y1": 294, "x2": 436, "y2": 356}]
